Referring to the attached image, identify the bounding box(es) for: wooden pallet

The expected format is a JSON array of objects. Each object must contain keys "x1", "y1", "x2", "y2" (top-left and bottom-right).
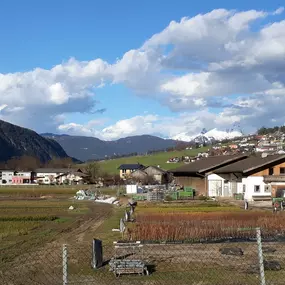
[{"x1": 109, "y1": 259, "x2": 149, "y2": 277}]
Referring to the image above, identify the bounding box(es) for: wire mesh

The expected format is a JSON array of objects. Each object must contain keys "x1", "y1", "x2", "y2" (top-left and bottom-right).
[
  {"x1": 1, "y1": 244, "x2": 63, "y2": 285},
  {"x1": 1, "y1": 229, "x2": 285, "y2": 285}
]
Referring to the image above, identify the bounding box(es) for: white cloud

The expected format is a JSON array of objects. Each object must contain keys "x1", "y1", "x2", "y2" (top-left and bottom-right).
[
  {"x1": 161, "y1": 73, "x2": 210, "y2": 97},
  {"x1": 110, "y1": 49, "x2": 162, "y2": 92},
  {"x1": 49, "y1": 83, "x2": 69, "y2": 105},
  {"x1": 100, "y1": 115, "x2": 159, "y2": 140},
  {"x1": 58, "y1": 119, "x2": 107, "y2": 137},
  {"x1": 60, "y1": 111, "x2": 244, "y2": 141},
  {"x1": 0, "y1": 7, "x2": 285, "y2": 138},
  {"x1": 273, "y1": 7, "x2": 284, "y2": 15}
]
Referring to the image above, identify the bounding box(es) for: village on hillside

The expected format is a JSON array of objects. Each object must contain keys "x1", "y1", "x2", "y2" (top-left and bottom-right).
[{"x1": 166, "y1": 132, "x2": 285, "y2": 164}]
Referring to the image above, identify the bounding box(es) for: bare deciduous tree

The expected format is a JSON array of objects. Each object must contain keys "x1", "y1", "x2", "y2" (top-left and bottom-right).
[{"x1": 85, "y1": 162, "x2": 101, "y2": 184}]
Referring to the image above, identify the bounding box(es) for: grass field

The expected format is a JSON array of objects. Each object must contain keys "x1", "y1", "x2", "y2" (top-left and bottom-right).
[
  {"x1": 0, "y1": 186, "x2": 121, "y2": 266},
  {"x1": 0, "y1": 185, "x2": 121, "y2": 197},
  {"x1": 0, "y1": 199, "x2": 87, "y2": 246},
  {"x1": 98, "y1": 146, "x2": 209, "y2": 174}
]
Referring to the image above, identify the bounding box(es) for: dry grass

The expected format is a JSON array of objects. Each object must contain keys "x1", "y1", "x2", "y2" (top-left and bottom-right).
[
  {"x1": 0, "y1": 199, "x2": 90, "y2": 252},
  {"x1": 129, "y1": 212, "x2": 285, "y2": 241},
  {"x1": 0, "y1": 186, "x2": 80, "y2": 197},
  {"x1": 0, "y1": 221, "x2": 41, "y2": 239},
  {"x1": 0, "y1": 185, "x2": 123, "y2": 198}
]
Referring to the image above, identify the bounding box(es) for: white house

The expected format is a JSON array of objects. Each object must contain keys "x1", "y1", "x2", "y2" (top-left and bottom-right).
[
  {"x1": 34, "y1": 168, "x2": 76, "y2": 184},
  {"x1": 211, "y1": 154, "x2": 285, "y2": 201},
  {"x1": 0, "y1": 170, "x2": 14, "y2": 185},
  {"x1": 55, "y1": 171, "x2": 88, "y2": 185},
  {"x1": 34, "y1": 168, "x2": 85, "y2": 185},
  {"x1": 207, "y1": 173, "x2": 271, "y2": 201}
]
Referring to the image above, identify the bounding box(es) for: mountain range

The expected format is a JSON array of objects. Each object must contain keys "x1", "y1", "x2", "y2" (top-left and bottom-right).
[
  {"x1": 0, "y1": 118, "x2": 244, "y2": 163},
  {"x1": 42, "y1": 128, "x2": 243, "y2": 161},
  {"x1": 0, "y1": 120, "x2": 68, "y2": 163},
  {"x1": 41, "y1": 133, "x2": 180, "y2": 162}
]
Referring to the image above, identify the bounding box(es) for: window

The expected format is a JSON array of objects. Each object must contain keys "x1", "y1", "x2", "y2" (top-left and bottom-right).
[
  {"x1": 242, "y1": 184, "x2": 246, "y2": 193},
  {"x1": 122, "y1": 169, "x2": 126, "y2": 174},
  {"x1": 264, "y1": 185, "x2": 271, "y2": 192},
  {"x1": 280, "y1": 167, "x2": 285, "y2": 175},
  {"x1": 269, "y1": 167, "x2": 274, "y2": 175},
  {"x1": 254, "y1": 185, "x2": 260, "y2": 192}
]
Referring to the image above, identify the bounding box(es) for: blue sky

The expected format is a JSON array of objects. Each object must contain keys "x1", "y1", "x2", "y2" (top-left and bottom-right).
[{"x1": 0, "y1": 0, "x2": 285, "y2": 140}]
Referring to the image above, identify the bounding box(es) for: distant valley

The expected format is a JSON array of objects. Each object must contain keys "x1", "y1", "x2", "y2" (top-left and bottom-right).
[
  {"x1": 41, "y1": 133, "x2": 180, "y2": 162},
  {"x1": 42, "y1": 128, "x2": 243, "y2": 162},
  {"x1": 0, "y1": 119, "x2": 244, "y2": 164}
]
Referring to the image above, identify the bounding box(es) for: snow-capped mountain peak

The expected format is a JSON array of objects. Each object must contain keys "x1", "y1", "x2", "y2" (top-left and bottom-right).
[
  {"x1": 173, "y1": 128, "x2": 243, "y2": 142},
  {"x1": 204, "y1": 128, "x2": 242, "y2": 141}
]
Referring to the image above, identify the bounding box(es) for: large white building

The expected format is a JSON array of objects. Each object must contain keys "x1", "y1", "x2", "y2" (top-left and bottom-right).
[
  {"x1": 34, "y1": 168, "x2": 72, "y2": 184},
  {"x1": 208, "y1": 154, "x2": 285, "y2": 201},
  {"x1": 207, "y1": 174, "x2": 271, "y2": 201},
  {"x1": 0, "y1": 170, "x2": 14, "y2": 185},
  {"x1": 34, "y1": 168, "x2": 84, "y2": 184}
]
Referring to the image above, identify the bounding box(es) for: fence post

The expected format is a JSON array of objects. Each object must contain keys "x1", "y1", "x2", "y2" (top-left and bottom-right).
[
  {"x1": 256, "y1": 228, "x2": 266, "y2": 285},
  {"x1": 62, "y1": 244, "x2": 68, "y2": 285}
]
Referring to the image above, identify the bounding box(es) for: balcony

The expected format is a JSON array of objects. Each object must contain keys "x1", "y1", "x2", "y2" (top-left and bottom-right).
[{"x1": 263, "y1": 175, "x2": 285, "y2": 183}]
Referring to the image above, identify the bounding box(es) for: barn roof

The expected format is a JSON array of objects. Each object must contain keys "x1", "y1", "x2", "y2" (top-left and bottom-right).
[
  {"x1": 170, "y1": 154, "x2": 248, "y2": 176},
  {"x1": 214, "y1": 154, "x2": 285, "y2": 175}
]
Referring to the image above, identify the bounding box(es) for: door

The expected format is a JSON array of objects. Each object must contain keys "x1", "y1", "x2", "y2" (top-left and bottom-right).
[
  {"x1": 231, "y1": 181, "x2": 238, "y2": 196},
  {"x1": 224, "y1": 182, "x2": 229, "y2": 197},
  {"x1": 208, "y1": 180, "x2": 222, "y2": 197}
]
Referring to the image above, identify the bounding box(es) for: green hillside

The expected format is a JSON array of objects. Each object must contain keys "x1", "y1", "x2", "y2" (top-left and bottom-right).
[{"x1": 99, "y1": 146, "x2": 209, "y2": 174}]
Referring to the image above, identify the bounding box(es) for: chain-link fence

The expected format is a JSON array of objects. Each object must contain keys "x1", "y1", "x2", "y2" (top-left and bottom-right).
[{"x1": 1, "y1": 228, "x2": 285, "y2": 285}]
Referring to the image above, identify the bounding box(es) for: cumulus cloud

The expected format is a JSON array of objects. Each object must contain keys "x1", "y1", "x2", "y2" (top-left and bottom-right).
[
  {"x1": 58, "y1": 119, "x2": 107, "y2": 137},
  {"x1": 0, "y1": 58, "x2": 109, "y2": 129},
  {"x1": 0, "y1": 7, "x2": 285, "y2": 138}
]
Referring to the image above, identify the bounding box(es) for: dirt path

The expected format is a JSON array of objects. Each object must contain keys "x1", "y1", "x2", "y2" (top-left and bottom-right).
[{"x1": 2, "y1": 202, "x2": 114, "y2": 285}]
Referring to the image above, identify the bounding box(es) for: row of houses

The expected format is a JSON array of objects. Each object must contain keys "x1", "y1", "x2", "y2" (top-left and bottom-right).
[
  {"x1": 166, "y1": 152, "x2": 209, "y2": 164},
  {"x1": 171, "y1": 154, "x2": 285, "y2": 201},
  {"x1": 0, "y1": 168, "x2": 87, "y2": 185}
]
